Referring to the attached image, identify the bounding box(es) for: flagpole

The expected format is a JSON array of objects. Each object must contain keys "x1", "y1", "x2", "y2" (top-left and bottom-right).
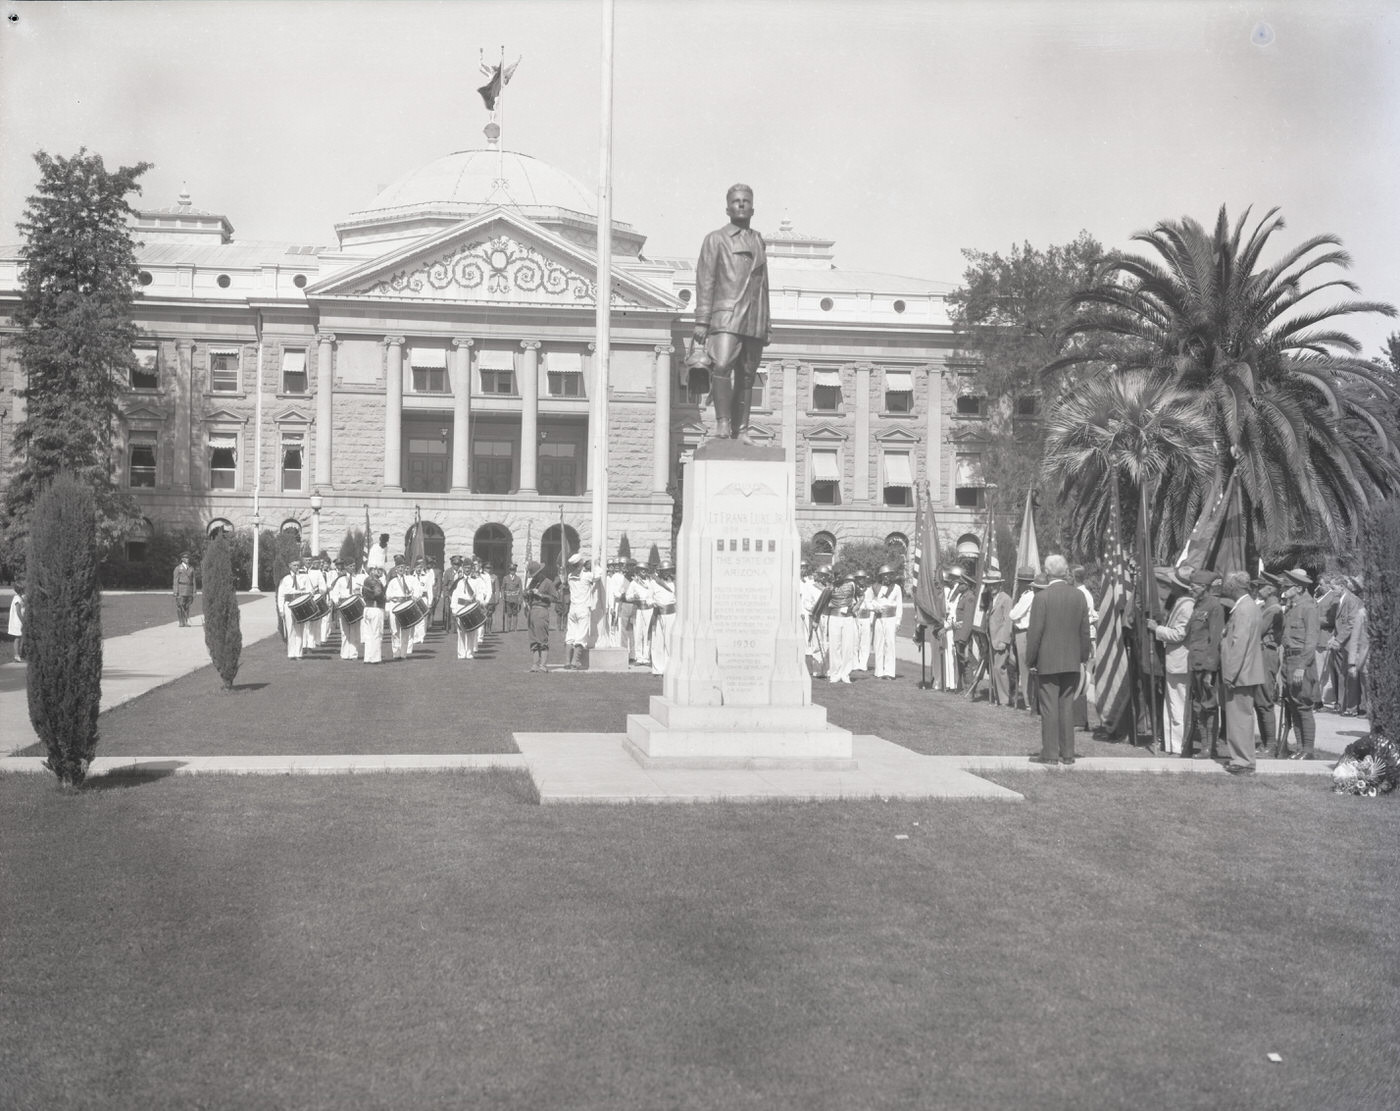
[{"x1": 590, "y1": 0, "x2": 614, "y2": 575}]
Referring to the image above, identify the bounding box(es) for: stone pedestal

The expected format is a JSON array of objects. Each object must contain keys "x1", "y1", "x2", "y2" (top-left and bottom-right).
[
  {"x1": 625, "y1": 442, "x2": 853, "y2": 768},
  {"x1": 587, "y1": 646, "x2": 631, "y2": 672}
]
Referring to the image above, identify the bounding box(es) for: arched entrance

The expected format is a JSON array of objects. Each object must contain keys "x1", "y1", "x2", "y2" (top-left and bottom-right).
[
  {"x1": 474, "y1": 523, "x2": 513, "y2": 574},
  {"x1": 405, "y1": 520, "x2": 446, "y2": 568},
  {"x1": 540, "y1": 523, "x2": 581, "y2": 572}
]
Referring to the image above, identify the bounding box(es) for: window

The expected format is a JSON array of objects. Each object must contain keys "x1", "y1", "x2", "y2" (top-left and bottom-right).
[
  {"x1": 810, "y1": 449, "x2": 841, "y2": 504},
  {"x1": 209, "y1": 348, "x2": 241, "y2": 392},
  {"x1": 956, "y1": 394, "x2": 987, "y2": 418},
  {"x1": 281, "y1": 434, "x2": 305, "y2": 492},
  {"x1": 128, "y1": 434, "x2": 157, "y2": 488},
  {"x1": 749, "y1": 368, "x2": 767, "y2": 410},
  {"x1": 208, "y1": 518, "x2": 234, "y2": 539},
  {"x1": 955, "y1": 454, "x2": 985, "y2": 509},
  {"x1": 811, "y1": 531, "x2": 836, "y2": 559},
  {"x1": 209, "y1": 433, "x2": 238, "y2": 489},
  {"x1": 546, "y1": 352, "x2": 584, "y2": 398},
  {"x1": 125, "y1": 540, "x2": 149, "y2": 561},
  {"x1": 884, "y1": 369, "x2": 913, "y2": 414},
  {"x1": 472, "y1": 440, "x2": 514, "y2": 495},
  {"x1": 882, "y1": 451, "x2": 913, "y2": 507},
  {"x1": 812, "y1": 368, "x2": 842, "y2": 412},
  {"x1": 885, "y1": 532, "x2": 909, "y2": 556},
  {"x1": 279, "y1": 519, "x2": 301, "y2": 540},
  {"x1": 1016, "y1": 395, "x2": 1041, "y2": 419},
  {"x1": 131, "y1": 346, "x2": 159, "y2": 390},
  {"x1": 478, "y1": 350, "x2": 515, "y2": 395},
  {"x1": 410, "y1": 346, "x2": 447, "y2": 393},
  {"x1": 281, "y1": 348, "x2": 307, "y2": 393},
  {"x1": 538, "y1": 440, "x2": 579, "y2": 497},
  {"x1": 686, "y1": 367, "x2": 710, "y2": 405}
]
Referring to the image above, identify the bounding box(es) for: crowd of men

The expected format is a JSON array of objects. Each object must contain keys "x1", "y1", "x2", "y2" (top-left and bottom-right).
[{"x1": 798, "y1": 563, "x2": 905, "y2": 682}]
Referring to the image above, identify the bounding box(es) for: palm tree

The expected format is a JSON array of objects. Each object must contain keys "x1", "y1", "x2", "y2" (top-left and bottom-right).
[
  {"x1": 1042, "y1": 370, "x2": 1216, "y2": 558},
  {"x1": 1049, "y1": 205, "x2": 1400, "y2": 553}
]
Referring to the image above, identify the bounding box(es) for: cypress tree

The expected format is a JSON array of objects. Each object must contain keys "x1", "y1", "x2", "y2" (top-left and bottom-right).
[
  {"x1": 201, "y1": 535, "x2": 242, "y2": 690},
  {"x1": 26, "y1": 474, "x2": 103, "y2": 787},
  {"x1": 1362, "y1": 500, "x2": 1400, "y2": 741}
]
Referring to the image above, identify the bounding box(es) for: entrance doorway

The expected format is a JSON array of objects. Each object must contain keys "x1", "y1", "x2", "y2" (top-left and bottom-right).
[
  {"x1": 404, "y1": 520, "x2": 446, "y2": 569},
  {"x1": 540, "y1": 523, "x2": 581, "y2": 572},
  {"x1": 404, "y1": 422, "x2": 451, "y2": 493},
  {"x1": 474, "y1": 523, "x2": 513, "y2": 575}
]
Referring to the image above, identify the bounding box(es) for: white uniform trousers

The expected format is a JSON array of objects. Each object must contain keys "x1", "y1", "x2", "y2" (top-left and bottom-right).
[
  {"x1": 1163, "y1": 672, "x2": 1189, "y2": 754},
  {"x1": 873, "y1": 616, "x2": 899, "y2": 678},
  {"x1": 282, "y1": 604, "x2": 306, "y2": 659},
  {"x1": 855, "y1": 616, "x2": 874, "y2": 671},
  {"x1": 633, "y1": 608, "x2": 653, "y2": 664},
  {"x1": 389, "y1": 609, "x2": 414, "y2": 658},
  {"x1": 361, "y1": 608, "x2": 384, "y2": 663},
  {"x1": 650, "y1": 613, "x2": 675, "y2": 676},
  {"x1": 827, "y1": 615, "x2": 856, "y2": 683},
  {"x1": 338, "y1": 612, "x2": 362, "y2": 659}
]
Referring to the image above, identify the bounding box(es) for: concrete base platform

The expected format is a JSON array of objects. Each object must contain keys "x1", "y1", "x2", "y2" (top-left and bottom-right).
[
  {"x1": 0, "y1": 754, "x2": 527, "y2": 777},
  {"x1": 513, "y1": 732, "x2": 1025, "y2": 803},
  {"x1": 584, "y1": 646, "x2": 632, "y2": 672}
]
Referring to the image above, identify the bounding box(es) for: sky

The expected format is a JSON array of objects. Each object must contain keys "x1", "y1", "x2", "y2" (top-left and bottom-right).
[{"x1": 2, "y1": 0, "x2": 1398, "y2": 355}]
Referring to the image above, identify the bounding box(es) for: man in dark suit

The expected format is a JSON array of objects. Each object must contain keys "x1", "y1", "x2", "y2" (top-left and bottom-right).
[
  {"x1": 1220, "y1": 571, "x2": 1267, "y2": 774},
  {"x1": 1026, "y1": 554, "x2": 1091, "y2": 764}
]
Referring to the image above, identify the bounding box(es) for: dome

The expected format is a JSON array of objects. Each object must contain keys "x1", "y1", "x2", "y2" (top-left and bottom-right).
[{"x1": 354, "y1": 148, "x2": 597, "y2": 219}]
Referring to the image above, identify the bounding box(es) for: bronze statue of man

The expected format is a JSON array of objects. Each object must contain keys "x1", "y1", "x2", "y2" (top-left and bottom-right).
[{"x1": 692, "y1": 183, "x2": 770, "y2": 444}]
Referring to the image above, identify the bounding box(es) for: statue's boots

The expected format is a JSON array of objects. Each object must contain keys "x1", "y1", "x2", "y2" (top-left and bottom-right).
[
  {"x1": 710, "y1": 374, "x2": 734, "y2": 438},
  {"x1": 732, "y1": 382, "x2": 755, "y2": 445}
]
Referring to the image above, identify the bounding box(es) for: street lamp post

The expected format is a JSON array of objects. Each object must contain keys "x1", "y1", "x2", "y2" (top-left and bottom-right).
[
  {"x1": 251, "y1": 511, "x2": 262, "y2": 592},
  {"x1": 309, "y1": 490, "x2": 323, "y2": 559}
]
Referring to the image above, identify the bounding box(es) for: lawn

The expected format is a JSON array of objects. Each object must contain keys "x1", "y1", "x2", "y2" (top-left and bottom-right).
[
  {"x1": 0, "y1": 589, "x2": 259, "y2": 642},
  {"x1": 1, "y1": 770, "x2": 1395, "y2": 1111}
]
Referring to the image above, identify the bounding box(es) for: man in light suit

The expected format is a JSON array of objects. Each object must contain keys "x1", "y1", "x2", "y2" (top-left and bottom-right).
[
  {"x1": 1220, "y1": 570, "x2": 1267, "y2": 775},
  {"x1": 1025, "y1": 554, "x2": 1091, "y2": 765}
]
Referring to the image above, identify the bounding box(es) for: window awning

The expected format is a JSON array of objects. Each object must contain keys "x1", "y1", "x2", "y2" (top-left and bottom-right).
[
  {"x1": 208, "y1": 346, "x2": 241, "y2": 357},
  {"x1": 885, "y1": 370, "x2": 912, "y2": 392},
  {"x1": 281, "y1": 349, "x2": 306, "y2": 374},
  {"x1": 410, "y1": 346, "x2": 446, "y2": 369},
  {"x1": 811, "y1": 451, "x2": 841, "y2": 482},
  {"x1": 476, "y1": 349, "x2": 515, "y2": 370},
  {"x1": 955, "y1": 454, "x2": 985, "y2": 486},
  {"x1": 547, "y1": 351, "x2": 584, "y2": 374},
  {"x1": 208, "y1": 434, "x2": 238, "y2": 450},
  {"x1": 812, "y1": 368, "x2": 841, "y2": 388},
  {"x1": 883, "y1": 452, "x2": 913, "y2": 488}
]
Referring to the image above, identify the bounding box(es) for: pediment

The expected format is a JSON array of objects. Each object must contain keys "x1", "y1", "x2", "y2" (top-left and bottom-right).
[
  {"x1": 307, "y1": 208, "x2": 678, "y2": 310},
  {"x1": 745, "y1": 423, "x2": 776, "y2": 442},
  {"x1": 202, "y1": 407, "x2": 248, "y2": 425},
  {"x1": 876, "y1": 426, "x2": 920, "y2": 444},
  {"x1": 273, "y1": 406, "x2": 313, "y2": 425},
  {"x1": 947, "y1": 425, "x2": 990, "y2": 444},
  {"x1": 121, "y1": 403, "x2": 166, "y2": 422},
  {"x1": 806, "y1": 423, "x2": 849, "y2": 442}
]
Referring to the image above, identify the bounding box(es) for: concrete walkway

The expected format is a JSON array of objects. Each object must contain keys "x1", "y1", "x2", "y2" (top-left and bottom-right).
[{"x1": 0, "y1": 595, "x2": 280, "y2": 755}]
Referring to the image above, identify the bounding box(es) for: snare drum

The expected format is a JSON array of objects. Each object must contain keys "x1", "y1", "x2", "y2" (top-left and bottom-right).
[
  {"x1": 311, "y1": 593, "x2": 332, "y2": 620},
  {"x1": 456, "y1": 601, "x2": 487, "y2": 632},
  {"x1": 335, "y1": 595, "x2": 365, "y2": 623},
  {"x1": 391, "y1": 598, "x2": 424, "y2": 629},
  {"x1": 288, "y1": 594, "x2": 318, "y2": 622}
]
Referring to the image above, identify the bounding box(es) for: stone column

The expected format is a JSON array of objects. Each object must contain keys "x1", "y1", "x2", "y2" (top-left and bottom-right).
[
  {"x1": 927, "y1": 363, "x2": 943, "y2": 502},
  {"x1": 854, "y1": 364, "x2": 871, "y2": 501},
  {"x1": 519, "y1": 340, "x2": 540, "y2": 494},
  {"x1": 451, "y1": 337, "x2": 474, "y2": 492},
  {"x1": 174, "y1": 340, "x2": 193, "y2": 489},
  {"x1": 383, "y1": 336, "x2": 405, "y2": 491},
  {"x1": 652, "y1": 343, "x2": 674, "y2": 494},
  {"x1": 782, "y1": 361, "x2": 799, "y2": 469},
  {"x1": 315, "y1": 332, "x2": 335, "y2": 487}
]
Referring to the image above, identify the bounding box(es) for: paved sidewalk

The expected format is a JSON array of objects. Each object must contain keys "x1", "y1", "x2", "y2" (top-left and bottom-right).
[{"x1": 1, "y1": 595, "x2": 280, "y2": 755}]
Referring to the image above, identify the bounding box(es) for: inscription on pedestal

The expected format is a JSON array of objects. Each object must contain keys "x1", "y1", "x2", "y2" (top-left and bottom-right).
[{"x1": 705, "y1": 485, "x2": 785, "y2": 705}]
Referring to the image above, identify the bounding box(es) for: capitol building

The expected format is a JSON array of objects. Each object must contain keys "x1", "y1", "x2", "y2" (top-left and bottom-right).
[{"x1": 0, "y1": 132, "x2": 995, "y2": 571}]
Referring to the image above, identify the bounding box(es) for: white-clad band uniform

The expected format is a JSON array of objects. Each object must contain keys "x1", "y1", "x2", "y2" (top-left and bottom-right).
[
  {"x1": 854, "y1": 575, "x2": 875, "y2": 671},
  {"x1": 469, "y1": 566, "x2": 493, "y2": 653},
  {"x1": 411, "y1": 568, "x2": 430, "y2": 648},
  {"x1": 648, "y1": 570, "x2": 677, "y2": 676},
  {"x1": 385, "y1": 568, "x2": 416, "y2": 659},
  {"x1": 317, "y1": 563, "x2": 335, "y2": 646},
  {"x1": 276, "y1": 563, "x2": 311, "y2": 660},
  {"x1": 361, "y1": 570, "x2": 386, "y2": 664},
  {"x1": 628, "y1": 578, "x2": 654, "y2": 666},
  {"x1": 451, "y1": 574, "x2": 482, "y2": 660},
  {"x1": 872, "y1": 572, "x2": 904, "y2": 679},
  {"x1": 328, "y1": 565, "x2": 362, "y2": 660}
]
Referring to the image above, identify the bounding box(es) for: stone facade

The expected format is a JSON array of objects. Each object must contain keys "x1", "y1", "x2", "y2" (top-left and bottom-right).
[{"x1": 0, "y1": 142, "x2": 1000, "y2": 573}]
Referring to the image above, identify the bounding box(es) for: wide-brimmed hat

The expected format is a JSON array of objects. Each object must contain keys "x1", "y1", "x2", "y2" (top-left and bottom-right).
[
  {"x1": 1282, "y1": 567, "x2": 1313, "y2": 588},
  {"x1": 1015, "y1": 564, "x2": 1036, "y2": 580},
  {"x1": 1189, "y1": 568, "x2": 1219, "y2": 587},
  {"x1": 1154, "y1": 565, "x2": 1191, "y2": 591}
]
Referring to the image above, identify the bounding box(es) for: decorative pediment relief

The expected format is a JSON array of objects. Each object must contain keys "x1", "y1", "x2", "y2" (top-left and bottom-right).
[
  {"x1": 947, "y1": 425, "x2": 990, "y2": 444},
  {"x1": 272, "y1": 406, "x2": 313, "y2": 426},
  {"x1": 202, "y1": 407, "x2": 248, "y2": 425},
  {"x1": 805, "y1": 422, "x2": 849, "y2": 442},
  {"x1": 120, "y1": 403, "x2": 166, "y2": 422},
  {"x1": 876, "y1": 426, "x2": 921, "y2": 444}
]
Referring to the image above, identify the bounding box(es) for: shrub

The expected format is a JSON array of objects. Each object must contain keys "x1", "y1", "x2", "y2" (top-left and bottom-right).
[
  {"x1": 1361, "y1": 500, "x2": 1400, "y2": 740},
  {"x1": 338, "y1": 528, "x2": 366, "y2": 569},
  {"x1": 201, "y1": 535, "x2": 242, "y2": 689},
  {"x1": 25, "y1": 474, "x2": 103, "y2": 787}
]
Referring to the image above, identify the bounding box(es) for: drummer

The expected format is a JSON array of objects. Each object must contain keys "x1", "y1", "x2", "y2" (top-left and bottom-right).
[
  {"x1": 328, "y1": 558, "x2": 361, "y2": 660},
  {"x1": 360, "y1": 566, "x2": 386, "y2": 664},
  {"x1": 411, "y1": 558, "x2": 431, "y2": 649},
  {"x1": 450, "y1": 568, "x2": 484, "y2": 660},
  {"x1": 276, "y1": 558, "x2": 311, "y2": 660},
  {"x1": 315, "y1": 554, "x2": 336, "y2": 647},
  {"x1": 468, "y1": 559, "x2": 494, "y2": 647},
  {"x1": 648, "y1": 563, "x2": 678, "y2": 676},
  {"x1": 385, "y1": 557, "x2": 416, "y2": 660}
]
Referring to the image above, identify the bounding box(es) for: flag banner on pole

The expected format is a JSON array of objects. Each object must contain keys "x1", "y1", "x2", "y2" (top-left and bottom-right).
[
  {"x1": 1016, "y1": 489, "x2": 1041, "y2": 577},
  {"x1": 1136, "y1": 479, "x2": 1163, "y2": 677},
  {"x1": 363, "y1": 505, "x2": 372, "y2": 567},
  {"x1": 911, "y1": 479, "x2": 946, "y2": 632},
  {"x1": 476, "y1": 54, "x2": 520, "y2": 111},
  {"x1": 1095, "y1": 482, "x2": 1133, "y2": 735},
  {"x1": 410, "y1": 505, "x2": 425, "y2": 566},
  {"x1": 1177, "y1": 467, "x2": 1245, "y2": 573},
  {"x1": 1214, "y1": 473, "x2": 1247, "y2": 577}
]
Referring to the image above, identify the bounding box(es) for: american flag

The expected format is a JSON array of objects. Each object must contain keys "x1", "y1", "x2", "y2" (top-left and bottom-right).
[
  {"x1": 1094, "y1": 482, "x2": 1133, "y2": 736},
  {"x1": 910, "y1": 480, "x2": 946, "y2": 632}
]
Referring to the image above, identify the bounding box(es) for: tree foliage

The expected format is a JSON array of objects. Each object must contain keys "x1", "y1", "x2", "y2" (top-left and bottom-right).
[
  {"x1": 1051, "y1": 205, "x2": 1400, "y2": 555},
  {"x1": 1361, "y1": 499, "x2": 1400, "y2": 742},
  {"x1": 2, "y1": 150, "x2": 152, "y2": 574},
  {"x1": 26, "y1": 473, "x2": 104, "y2": 787},
  {"x1": 201, "y1": 536, "x2": 242, "y2": 690},
  {"x1": 945, "y1": 232, "x2": 1110, "y2": 555}
]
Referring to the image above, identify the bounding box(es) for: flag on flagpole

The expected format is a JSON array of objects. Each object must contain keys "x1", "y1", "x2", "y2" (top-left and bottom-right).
[
  {"x1": 362, "y1": 504, "x2": 373, "y2": 568},
  {"x1": 1016, "y1": 488, "x2": 1041, "y2": 577},
  {"x1": 558, "y1": 505, "x2": 569, "y2": 572},
  {"x1": 476, "y1": 53, "x2": 521, "y2": 111},
  {"x1": 1177, "y1": 467, "x2": 1246, "y2": 574},
  {"x1": 410, "y1": 505, "x2": 425, "y2": 566},
  {"x1": 1094, "y1": 480, "x2": 1133, "y2": 735},
  {"x1": 910, "y1": 479, "x2": 946, "y2": 632},
  {"x1": 1135, "y1": 476, "x2": 1163, "y2": 746}
]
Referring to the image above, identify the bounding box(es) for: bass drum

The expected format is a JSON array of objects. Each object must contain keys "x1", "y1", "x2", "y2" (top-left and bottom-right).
[
  {"x1": 392, "y1": 598, "x2": 424, "y2": 629},
  {"x1": 288, "y1": 594, "x2": 318, "y2": 623},
  {"x1": 311, "y1": 593, "x2": 332, "y2": 620},
  {"x1": 456, "y1": 601, "x2": 487, "y2": 632},
  {"x1": 336, "y1": 595, "x2": 365, "y2": 623}
]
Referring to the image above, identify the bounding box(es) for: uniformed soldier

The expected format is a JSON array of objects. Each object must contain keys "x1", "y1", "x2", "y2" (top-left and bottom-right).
[
  {"x1": 1279, "y1": 568, "x2": 1321, "y2": 759},
  {"x1": 1182, "y1": 568, "x2": 1225, "y2": 758},
  {"x1": 172, "y1": 552, "x2": 197, "y2": 627}
]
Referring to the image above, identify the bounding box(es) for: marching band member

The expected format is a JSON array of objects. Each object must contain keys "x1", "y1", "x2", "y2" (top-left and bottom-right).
[
  {"x1": 315, "y1": 555, "x2": 335, "y2": 646},
  {"x1": 327, "y1": 559, "x2": 360, "y2": 660},
  {"x1": 853, "y1": 569, "x2": 875, "y2": 672},
  {"x1": 649, "y1": 563, "x2": 678, "y2": 676},
  {"x1": 605, "y1": 560, "x2": 626, "y2": 647},
  {"x1": 616, "y1": 562, "x2": 638, "y2": 661},
  {"x1": 564, "y1": 553, "x2": 598, "y2": 670},
  {"x1": 360, "y1": 566, "x2": 386, "y2": 664},
  {"x1": 807, "y1": 565, "x2": 835, "y2": 678},
  {"x1": 276, "y1": 559, "x2": 311, "y2": 660},
  {"x1": 825, "y1": 570, "x2": 859, "y2": 683},
  {"x1": 872, "y1": 564, "x2": 904, "y2": 680},
  {"x1": 629, "y1": 566, "x2": 655, "y2": 667},
  {"x1": 469, "y1": 559, "x2": 494, "y2": 653},
  {"x1": 450, "y1": 568, "x2": 480, "y2": 660},
  {"x1": 410, "y1": 558, "x2": 430, "y2": 648},
  {"x1": 386, "y1": 558, "x2": 416, "y2": 660},
  {"x1": 799, "y1": 564, "x2": 822, "y2": 664},
  {"x1": 440, "y1": 556, "x2": 462, "y2": 631}
]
